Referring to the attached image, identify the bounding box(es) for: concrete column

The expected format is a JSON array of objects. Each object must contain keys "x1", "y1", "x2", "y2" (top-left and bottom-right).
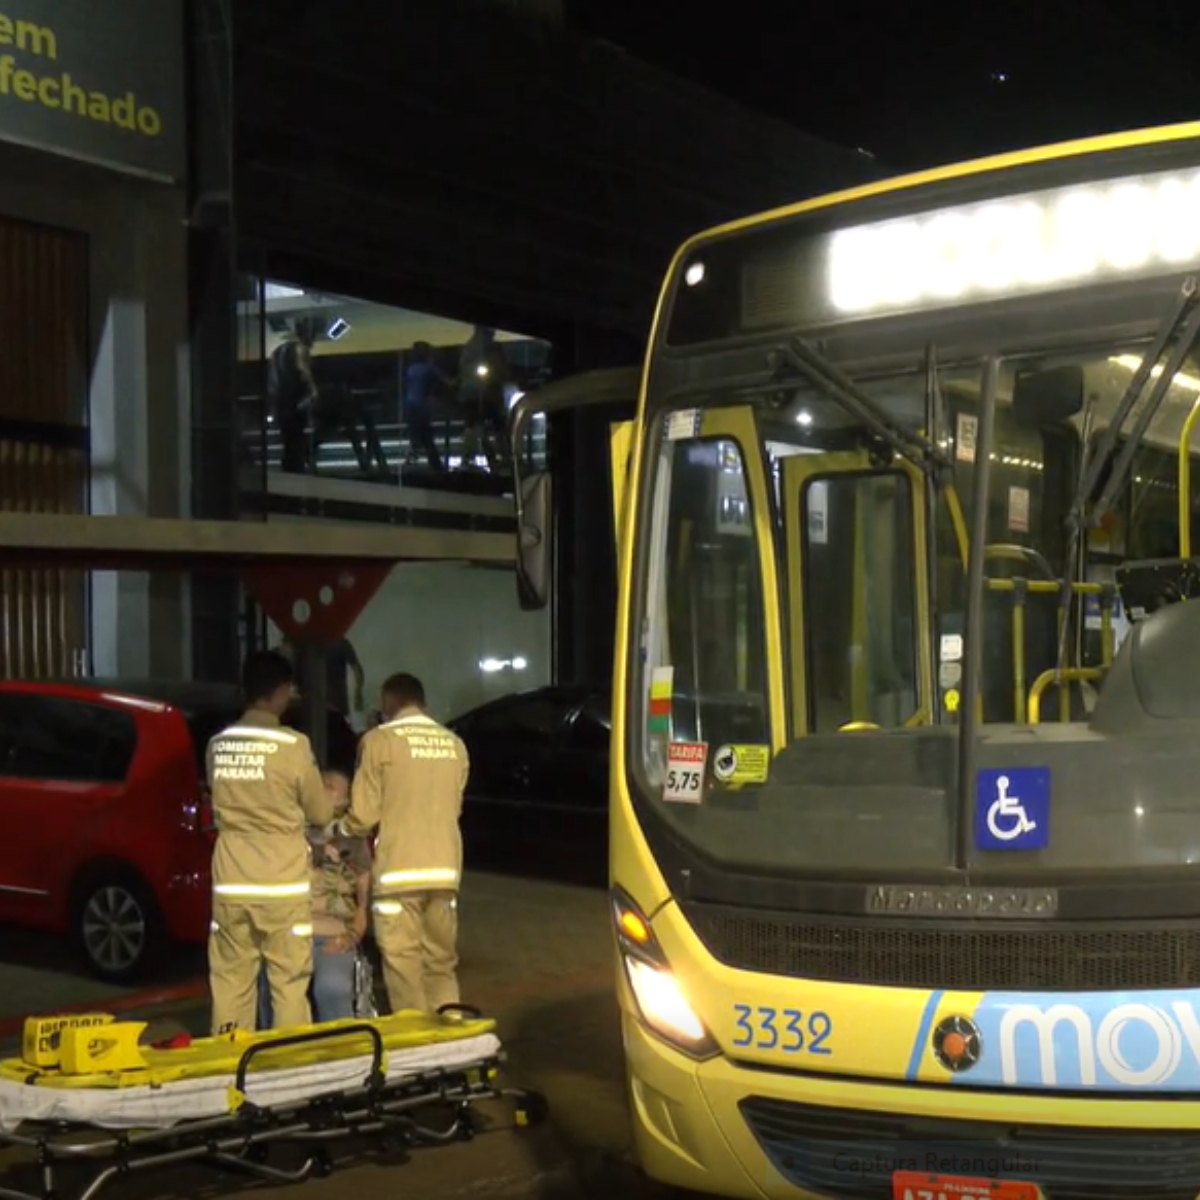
[{"x1": 88, "y1": 184, "x2": 190, "y2": 679}]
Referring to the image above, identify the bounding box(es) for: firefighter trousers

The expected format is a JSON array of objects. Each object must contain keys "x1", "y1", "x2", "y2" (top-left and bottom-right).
[
  {"x1": 372, "y1": 889, "x2": 459, "y2": 1014},
  {"x1": 209, "y1": 897, "x2": 314, "y2": 1034}
]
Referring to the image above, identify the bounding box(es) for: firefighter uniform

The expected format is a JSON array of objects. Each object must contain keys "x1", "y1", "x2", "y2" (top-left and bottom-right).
[
  {"x1": 207, "y1": 709, "x2": 333, "y2": 1034},
  {"x1": 339, "y1": 710, "x2": 469, "y2": 1013}
]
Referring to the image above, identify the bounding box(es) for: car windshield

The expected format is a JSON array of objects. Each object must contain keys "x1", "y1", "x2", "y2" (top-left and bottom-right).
[{"x1": 629, "y1": 336, "x2": 1200, "y2": 875}]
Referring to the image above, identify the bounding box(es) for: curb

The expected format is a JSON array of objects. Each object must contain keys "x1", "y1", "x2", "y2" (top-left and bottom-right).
[{"x1": 0, "y1": 978, "x2": 208, "y2": 1038}]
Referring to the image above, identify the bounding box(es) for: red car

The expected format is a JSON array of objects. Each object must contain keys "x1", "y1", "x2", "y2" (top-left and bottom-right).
[{"x1": 0, "y1": 679, "x2": 359, "y2": 982}]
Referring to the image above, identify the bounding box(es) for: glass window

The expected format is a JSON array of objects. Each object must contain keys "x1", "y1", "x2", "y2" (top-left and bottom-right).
[
  {"x1": 801, "y1": 471, "x2": 919, "y2": 732},
  {"x1": 639, "y1": 431, "x2": 770, "y2": 785},
  {"x1": 1, "y1": 696, "x2": 137, "y2": 784},
  {"x1": 236, "y1": 276, "x2": 554, "y2": 487},
  {"x1": 0, "y1": 695, "x2": 22, "y2": 767},
  {"x1": 627, "y1": 318, "x2": 1200, "y2": 876}
]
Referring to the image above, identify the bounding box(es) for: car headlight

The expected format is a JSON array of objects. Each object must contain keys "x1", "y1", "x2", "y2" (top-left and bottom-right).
[{"x1": 611, "y1": 887, "x2": 718, "y2": 1059}]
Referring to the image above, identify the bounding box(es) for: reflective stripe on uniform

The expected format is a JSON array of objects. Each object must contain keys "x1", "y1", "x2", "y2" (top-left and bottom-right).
[
  {"x1": 213, "y1": 881, "x2": 311, "y2": 898},
  {"x1": 373, "y1": 900, "x2": 404, "y2": 916},
  {"x1": 214, "y1": 725, "x2": 299, "y2": 743},
  {"x1": 380, "y1": 715, "x2": 438, "y2": 729},
  {"x1": 378, "y1": 867, "x2": 458, "y2": 888},
  {"x1": 291, "y1": 922, "x2": 314, "y2": 937}
]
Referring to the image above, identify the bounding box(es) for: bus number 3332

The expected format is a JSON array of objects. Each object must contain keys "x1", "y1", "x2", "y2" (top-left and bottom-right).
[{"x1": 731, "y1": 1005, "x2": 833, "y2": 1055}]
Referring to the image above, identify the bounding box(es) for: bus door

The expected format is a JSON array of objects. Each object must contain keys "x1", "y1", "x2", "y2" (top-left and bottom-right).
[
  {"x1": 646, "y1": 406, "x2": 788, "y2": 756},
  {"x1": 780, "y1": 451, "x2": 934, "y2": 735}
]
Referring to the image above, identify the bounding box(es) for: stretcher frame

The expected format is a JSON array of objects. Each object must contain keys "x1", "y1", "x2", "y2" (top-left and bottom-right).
[{"x1": 0, "y1": 1017, "x2": 548, "y2": 1200}]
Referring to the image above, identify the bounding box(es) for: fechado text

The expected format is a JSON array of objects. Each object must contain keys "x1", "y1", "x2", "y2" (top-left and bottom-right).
[{"x1": 0, "y1": 12, "x2": 163, "y2": 139}]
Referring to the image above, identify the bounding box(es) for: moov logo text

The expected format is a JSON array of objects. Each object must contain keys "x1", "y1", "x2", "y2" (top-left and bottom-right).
[{"x1": 952, "y1": 990, "x2": 1200, "y2": 1091}]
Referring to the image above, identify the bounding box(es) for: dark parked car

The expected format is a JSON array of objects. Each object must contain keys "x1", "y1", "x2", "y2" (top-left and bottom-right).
[{"x1": 447, "y1": 685, "x2": 610, "y2": 883}]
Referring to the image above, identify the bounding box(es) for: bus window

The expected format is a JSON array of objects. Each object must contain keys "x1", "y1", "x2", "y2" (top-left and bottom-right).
[
  {"x1": 801, "y1": 471, "x2": 919, "y2": 732},
  {"x1": 643, "y1": 432, "x2": 771, "y2": 762}
]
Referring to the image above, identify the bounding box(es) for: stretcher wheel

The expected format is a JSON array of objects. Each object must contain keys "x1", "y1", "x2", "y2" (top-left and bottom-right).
[
  {"x1": 311, "y1": 1149, "x2": 334, "y2": 1178},
  {"x1": 513, "y1": 1090, "x2": 549, "y2": 1128}
]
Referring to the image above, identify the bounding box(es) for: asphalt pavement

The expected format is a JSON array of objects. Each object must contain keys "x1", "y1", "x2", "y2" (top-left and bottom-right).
[{"x1": 0, "y1": 870, "x2": 686, "y2": 1200}]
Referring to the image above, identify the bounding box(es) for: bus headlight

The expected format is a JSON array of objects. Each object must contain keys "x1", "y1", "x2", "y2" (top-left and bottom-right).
[{"x1": 612, "y1": 887, "x2": 718, "y2": 1059}]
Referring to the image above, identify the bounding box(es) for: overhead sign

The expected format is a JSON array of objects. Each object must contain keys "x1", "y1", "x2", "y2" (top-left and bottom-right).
[
  {"x1": 0, "y1": 1, "x2": 184, "y2": 182},
  {"x1": 829, "y1": 165, "x2": 1200, "y2": 318}
]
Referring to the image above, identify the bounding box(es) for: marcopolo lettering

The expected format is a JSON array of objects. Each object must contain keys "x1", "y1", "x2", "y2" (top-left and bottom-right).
[
  {"x1": 998, "y1": 1000, "x2": 1200, "y2": 1088},
  {"x1": 867, "y1": 884, "x2": 1057, "y2": 918}
]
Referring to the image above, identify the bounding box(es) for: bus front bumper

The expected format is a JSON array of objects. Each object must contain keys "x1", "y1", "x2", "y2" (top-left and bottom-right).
[{"x1": 623, "y1": 1012, "x2": 1200, "y2": 1200}]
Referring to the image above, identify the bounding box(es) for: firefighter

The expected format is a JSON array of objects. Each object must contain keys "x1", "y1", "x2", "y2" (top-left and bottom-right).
[
  {"x1": 207, "y1": 650, "x2": 334, "y2": 1034},
  {"x1": 336, "y1": 672, "x2": 469, "y2": 1014}
]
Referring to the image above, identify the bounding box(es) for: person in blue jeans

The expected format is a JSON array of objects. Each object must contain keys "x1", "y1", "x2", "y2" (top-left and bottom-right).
[{"x1": 257, "y1": 770, "x2": 371, "y2": 1028}]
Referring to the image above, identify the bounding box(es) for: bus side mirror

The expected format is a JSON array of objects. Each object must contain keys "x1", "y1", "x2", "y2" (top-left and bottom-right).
[{"x1": 516, "y1": 470, "x2": 552, "y2": 611}]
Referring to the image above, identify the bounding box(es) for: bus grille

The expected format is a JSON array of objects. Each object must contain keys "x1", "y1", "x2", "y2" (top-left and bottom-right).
[
  {"x1": 740, "y1": 1097, "x2": 1200, "y2": 1200},
  {"x1": 679, "y1": 902, "x2": 1200, "y2": 991}
]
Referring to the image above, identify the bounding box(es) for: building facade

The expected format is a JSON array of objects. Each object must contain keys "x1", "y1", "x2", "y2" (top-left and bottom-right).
[
  {"x1": 0, "y1": 0, "x2": 881, "y2": 712},
  {"x1": 0, "y1": 0, "x2": 188, "y2": 680}
]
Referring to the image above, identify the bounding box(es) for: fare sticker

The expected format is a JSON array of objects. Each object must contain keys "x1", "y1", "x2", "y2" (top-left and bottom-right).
[{"x1": 664, "y1": 742, "x2": 707, "y2": 804}]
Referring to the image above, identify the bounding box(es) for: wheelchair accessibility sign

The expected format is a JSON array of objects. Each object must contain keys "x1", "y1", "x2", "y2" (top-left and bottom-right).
[{"x1": 975, "y1": 767, "x2": 1050, "y2": 851}]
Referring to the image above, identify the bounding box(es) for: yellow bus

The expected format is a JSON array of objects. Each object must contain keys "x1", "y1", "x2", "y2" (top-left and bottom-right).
[{"x1": 511, "y1": 122, "x2": 1200, "y2": 1200}]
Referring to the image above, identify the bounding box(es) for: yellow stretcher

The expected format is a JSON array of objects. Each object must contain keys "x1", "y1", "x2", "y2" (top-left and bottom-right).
[{"x1": 0, "y1": 1004, "x2": 547, "y2": 1200}]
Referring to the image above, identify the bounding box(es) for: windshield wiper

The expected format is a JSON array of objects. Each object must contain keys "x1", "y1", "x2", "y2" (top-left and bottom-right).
[
  {"x1": 1070, "y1": 276, "x2": 1200, "y2": 536},
  {"x1": 769, "y1": 338, "x2": 954, "y2": 478},
  {"x1": 1054, "y1": 276, "x2": 1200, "y2": 673}
]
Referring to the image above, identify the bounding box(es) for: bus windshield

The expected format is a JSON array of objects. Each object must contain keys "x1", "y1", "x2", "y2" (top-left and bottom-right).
[{"x1": 630, "y1": 335, "x2": 1200, "y2": 876}]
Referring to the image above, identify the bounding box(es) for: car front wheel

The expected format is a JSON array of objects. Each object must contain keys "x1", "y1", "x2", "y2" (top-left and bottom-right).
[{"x1": 73, "y1": 876, "x2": 163, "y2": 983}]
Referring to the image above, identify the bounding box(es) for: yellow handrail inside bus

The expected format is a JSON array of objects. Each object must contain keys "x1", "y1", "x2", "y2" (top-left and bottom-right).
[
  {"x1": 1178, "y1": 397, "x2": 1200, "y2": 557},
  {"x1": 986, "y1": 579, "x2": 1101, "y2": 595},
  {"x1": 1101, "y1": 593, "x2": 1114, "y2": 668},
  {"x1": 838, "y1": 721, "x2": 882, "y2": 732},
  {"x1": 1026, "y1": 667, "x2": 1105, "y2": 725},
  {"x1": 850, "y1": 482, "x2": 869, "y2": 720},
  {"x1": 1011, "y1": 585, "x2": 1026, "y2": 724},
  {"x1": 984, "y1": 543, "x2": 1055, "y2": 578},
  {"x1": 943, "y1": 484, "x2": 969, "y2": 569}
]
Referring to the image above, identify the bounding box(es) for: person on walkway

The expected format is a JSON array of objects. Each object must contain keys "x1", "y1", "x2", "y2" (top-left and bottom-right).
[
  {"x1": 336, "y1": 672, "x2": 469, "y2": 1014},
  {"x1": 207, "y1": 651, "x2": 333, "y2": 1034},
  {"x1": 457, "y1": 326, "x2": 510, "y2": 472},
  {"x1": 402, "y1": 341, "x2": 448, "y2": 472},
  {"x1": 257, "y1": 769, "x2": 372, "y2": 1027},
  {"x1": 268, "y1": 317, "x2": 321, "y2": 474}
]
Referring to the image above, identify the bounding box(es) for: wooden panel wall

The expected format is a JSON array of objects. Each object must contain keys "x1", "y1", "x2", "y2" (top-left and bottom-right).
[{"x1": 0, "y1": 216, "x2": 89, "y2": 679}]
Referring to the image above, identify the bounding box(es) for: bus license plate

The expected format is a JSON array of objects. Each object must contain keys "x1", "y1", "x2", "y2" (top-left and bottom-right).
[{"x1": 892, "y1": 1172, "x2": 1039, "y2": 1200}]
